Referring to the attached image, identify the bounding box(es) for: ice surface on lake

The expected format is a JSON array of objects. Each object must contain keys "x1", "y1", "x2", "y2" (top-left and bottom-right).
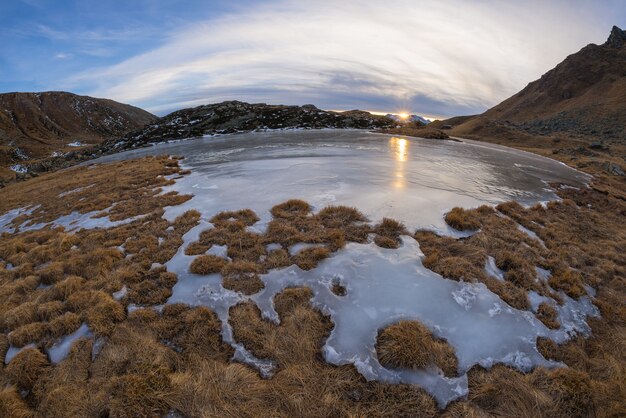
[
  {"x1": 86, "y1": 130, "x2": 595, "y2": 406},
  {"x1": 2, "y1": 131, "x2": 597, "y2": 405},
  {"x1": 206, "y1": 244, "x2": 229, "y2": 258},
  {"x1": 164, "y1": 232, "x2": 599, "y2": 406},
  {"x1": 90, "y1": 130, "x2": 589, "y2": 233}
]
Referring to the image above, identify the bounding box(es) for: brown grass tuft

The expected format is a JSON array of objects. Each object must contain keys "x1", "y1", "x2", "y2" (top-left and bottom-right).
[
  {"x1": 5, "y1": 347, "x2": 50, "y2": 389},
  {"x1": 83, "y1": 294, "x2": 125, "y2": 336},
  {"x1": 377, "y1": 320, "x2": 458, "y2": 377},
  {"x1": 210, "y1": 209, "x2": 259, "y2": 227},
  {"x1": 3, "y1": 302, "x2": 38, "y2": 330},
  {"x1": 293, "y1": 247, "x2": 331, "y2": 270},
  {"x1": 48, "y1": 312, "x2": 82, "y2": 338},
  {"x1": 317, "y1": 205, "x2": 368, "y2": 228},
  {"x1": 444, "y1": 207, "x2": 481, "y2": 231},
  {"x1": 264, "y1": 249, "x2": 292, "y2": 269},
  {"x1": 37, "y1": 261, "x2": 65, "y2": 285},
  {"x1": 0, "y1": 386, "x2": 34, "y2": 418},
  {"x1": 536, "y1": 302, "x2": 560, "y2": 329},
  {"x1": 549, "y1": 268, "x2": 587, "y2": 299},
  {"x1": 8, "y1": 322, "x2": 48, "y2": 347},
  {"x1": 189, "y1": 254, "x2": 228, "y2": 275},
  {"x1": 221, "y1": 261, "x2": 264, "y2": 295},
  {"x1": 36, "y1": 301, "x2": 65, "y2": 321},
  {"x1": 271, "y1": 199, "x2": 312, "y2": 219}
]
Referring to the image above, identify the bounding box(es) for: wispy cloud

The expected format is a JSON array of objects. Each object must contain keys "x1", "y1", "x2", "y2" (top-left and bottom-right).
[{"x1": 60, "y1": 0, "x2": 616, "y2": 116}]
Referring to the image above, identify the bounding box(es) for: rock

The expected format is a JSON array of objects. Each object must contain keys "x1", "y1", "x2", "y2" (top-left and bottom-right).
[
  {"x1": 441, "y1": 124, "x2": 453, "y2": 129},
  {"x1": 602, "y1": 161, "x2": 625, "y2": 176},
  {"x1": 605, "y1": 25, "x2": 626, "y2": 48},
  {"x1": 589, "y1": 141, "x2": 607, "y2": 150}
]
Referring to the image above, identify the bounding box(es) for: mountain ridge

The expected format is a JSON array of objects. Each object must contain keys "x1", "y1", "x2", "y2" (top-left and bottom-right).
[
  {"x1": 448, "y1": 26, "x2": 626, "y2": 144},
  {"x1": 98, "y1": 100, "x2": 396, "y2": 153},
  {"x1": 0, "y1": 91, "x2": 156, "y2": 176}
]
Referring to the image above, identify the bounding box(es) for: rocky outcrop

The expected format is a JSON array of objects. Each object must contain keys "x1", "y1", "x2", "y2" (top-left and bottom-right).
[
  {"x1": 99, "y1": 101, "x2": 395, "y2": 152},
  {"x1": 606, "y1": 25, "x2": 626, "y2": 48},
  {"x1": 450, "y1": 26, "x2": 626, "y2": 144}
]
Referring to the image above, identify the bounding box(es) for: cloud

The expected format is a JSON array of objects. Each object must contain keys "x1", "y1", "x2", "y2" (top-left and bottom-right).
[
  {"x1": 54, "y1": 52, "x2": 72, "y2": 60},
  {"x1": 64, "y1": 0, "x2": 613, "y2": 117}
]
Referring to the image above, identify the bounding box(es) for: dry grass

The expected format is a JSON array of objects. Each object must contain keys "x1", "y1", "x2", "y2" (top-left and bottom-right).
[
  {"x1": 189, "y1": 254, "x2": 228, "y2": 275},
  {"x1": 5, "y1": 347, "x2": 49, "y2": 389},
  {"x1": 377, "y1": 320, "x2": 458, "y2": 377},
  {"x1": 221, "y1": 261, "x2": 264, "y2": 295},
  {"x1": 0, "y1": 150, "x2": 624, "y2": 416},
  {"x1": 270, "y1": 199, "x2": 312, "y2": 219},
  {"x1": 444, "y1": 207, "x2": 482, "y2": 231},
  {"x1": 373, "y1": 217, "x2": 408, "y2": 249},
  {"x1": 536, "y1": 303, "x2": 560, "y2": 330},
  {"x1": 0, "y1": 386, "x2": 33, "y2": 418}
]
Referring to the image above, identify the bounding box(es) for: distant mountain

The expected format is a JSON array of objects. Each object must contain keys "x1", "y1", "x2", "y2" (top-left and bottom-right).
[
  {"x1": 100, "y1": 101, "x2": 395, "y2": 152},
  {"x1": 450, "y1": 26, "x2": 626, "y2": 143},
  {"x1": 385, "y1": 114, "x2": 430, "y2": 125},
  {"x1": 0, "y1": 91, "x2": 156, "y2": 172}
]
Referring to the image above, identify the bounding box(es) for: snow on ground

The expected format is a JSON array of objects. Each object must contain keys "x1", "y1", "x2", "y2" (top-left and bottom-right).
[{"x1": 10, "y1": 164, "x2": 28, "y2": 173}]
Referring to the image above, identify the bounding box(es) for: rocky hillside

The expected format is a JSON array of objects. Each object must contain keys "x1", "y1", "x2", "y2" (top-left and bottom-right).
[
  {"x1": 0, "y1": 92, "x2": 156, "y2": 173},
  {"x1": 100, "y1": 101, "x2": 395, "y2": 152},
  {"x1": 451, "y1": 26, "x2": 626, "y2": 144}
]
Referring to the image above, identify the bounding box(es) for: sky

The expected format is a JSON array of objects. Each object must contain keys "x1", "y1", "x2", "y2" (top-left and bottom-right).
[{"x1": 1, "y1": 1, "x2": 624, "y2": 118}]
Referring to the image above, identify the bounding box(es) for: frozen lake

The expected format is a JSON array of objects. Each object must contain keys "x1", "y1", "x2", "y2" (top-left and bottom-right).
[
  {"x1": 91, "y1": 130, "x2": 589, "y2": 233},
  {"x1": 15, "y1": 129, "x2": 594, "y2": 406}
]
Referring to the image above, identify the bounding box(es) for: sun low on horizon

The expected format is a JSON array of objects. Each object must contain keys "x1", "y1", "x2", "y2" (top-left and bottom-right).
[
  {"x1": 0, "y1": 1, "x2": 624, "y2": 417},
  {"x1": 1, "y1": 0, "x2": 625, "y2": 117}
]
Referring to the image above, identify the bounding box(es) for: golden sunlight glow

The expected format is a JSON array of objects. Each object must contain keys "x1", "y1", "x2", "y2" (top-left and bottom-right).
[
  {"x1": 389, "y1": 137, "x2": 409, "y2": 189},
  {"x1": 390, "y1": 137, "x2": 408, "y2": 162},
  {"x1": 397, "y1": 112, "x2": 410, "y2": 120}
]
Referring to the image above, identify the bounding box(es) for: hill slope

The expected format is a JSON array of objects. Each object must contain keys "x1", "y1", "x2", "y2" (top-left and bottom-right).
[
  {"x1": 0, "y1": 92, "x2": 156, "y2": 174},
  {"x1": 451, "y1": 26, "x2": 626, "y2": 143}
]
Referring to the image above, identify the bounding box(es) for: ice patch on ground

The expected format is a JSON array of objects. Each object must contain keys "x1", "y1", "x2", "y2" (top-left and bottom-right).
[
  {"x1": 164, "y1": 231, "x2": 599, "y2": 407},
  {"x1": 4, "y1": 344, "x2": 36, "y2": 364},
  {"x1": 517, "y1": 224, "x2": 545, "y2": 246},
  {"x1": 485, "y1": 256, "x2": 505, "y2": 280},
  {"x1": 288, "y1": 242, "x2": 326, "y2": 256},
  {"x1": 0, "y1": 205, "x2": 40, "y2": 233},
  {"x1": 4, "y1": 207, "x2": 147, "y2": 234},
  {"x1": 47, "y1": 323, "x2": 93, "y2": 363},
  {"x1": 206, "y1": 244, "x2": 229, "y2": 258}
]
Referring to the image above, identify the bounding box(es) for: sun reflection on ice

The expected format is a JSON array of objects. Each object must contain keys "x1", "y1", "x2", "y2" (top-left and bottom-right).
[{"x1": 390, "y1": 137, "x2": 409, "y2": 188}]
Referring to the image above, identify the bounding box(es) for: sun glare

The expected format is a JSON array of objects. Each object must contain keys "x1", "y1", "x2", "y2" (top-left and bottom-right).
[{"x1": 397, "y1": 112, "x2": 410, "y2": 120}]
